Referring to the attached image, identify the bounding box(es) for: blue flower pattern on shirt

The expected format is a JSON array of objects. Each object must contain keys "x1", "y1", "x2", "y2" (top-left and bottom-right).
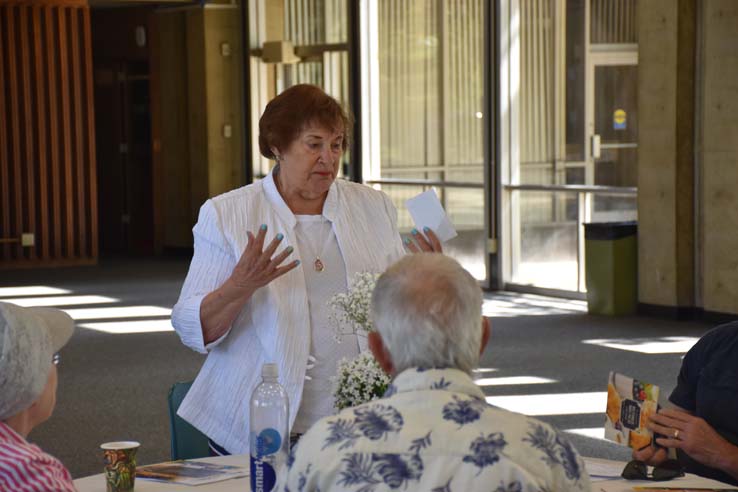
[
  {"x1": 373, "y1": 452, "x2": 423, "y2": 488},
  {"x1": 323, "y1": 418, "x2": 362, "y2": 451},
  {"x1": 284, "y1": 368, "x2": 590, "y2": 492},
  {"x1": 354, "y1": 405, "x2": 404, "y2": 441},
  {"x1": 462, "y1": 432, "x2": 507, "y2": 472},
  {"x1": 408, "y1": 431, "x2": 431, "y2": 454},
  {"x1": 442, "y1": 395, "x2": 488, "y2": 427},
  {"x1": 523, "y1": 423, "x2": 582, "y2": 482},
  {"x1": 431, "y1": 377, "x2": 451, "y2": 390},
  {"x1": 336, "y1": 436, "x2": 427, "y2": 492}
]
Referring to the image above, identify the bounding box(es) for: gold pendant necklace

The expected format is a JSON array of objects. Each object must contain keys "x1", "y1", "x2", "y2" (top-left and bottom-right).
[{"x1": 307, "y1": 218, "x2": 330, "y2": 273}]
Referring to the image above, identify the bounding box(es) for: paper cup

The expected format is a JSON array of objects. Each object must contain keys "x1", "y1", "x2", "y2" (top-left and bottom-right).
[{"x1": 101, "y1": 441, "x2": 140, "y2": 492}]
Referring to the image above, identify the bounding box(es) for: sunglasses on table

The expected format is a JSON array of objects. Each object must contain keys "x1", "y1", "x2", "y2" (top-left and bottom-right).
[{"x1": 621, "y1": 459, "x2": 685, "y2": 481}]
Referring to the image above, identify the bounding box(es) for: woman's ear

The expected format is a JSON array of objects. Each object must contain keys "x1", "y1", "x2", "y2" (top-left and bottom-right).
[{"x1": 368, "y1": 331, "x2": 394, "y2": 376}]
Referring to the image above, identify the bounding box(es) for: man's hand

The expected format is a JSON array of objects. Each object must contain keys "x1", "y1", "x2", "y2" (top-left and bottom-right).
[
  {"x1": 632, "y1": 442, "x2": 668, "y2": 466},
  {"x1": 647, "y1": 408, "x2": 738, "y2": 478}
]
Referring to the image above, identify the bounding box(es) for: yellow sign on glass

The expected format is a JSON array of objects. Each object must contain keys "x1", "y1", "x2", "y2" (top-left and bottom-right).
[{"x1": 614, "y1": 109, "x2": 627, "y2": 130}]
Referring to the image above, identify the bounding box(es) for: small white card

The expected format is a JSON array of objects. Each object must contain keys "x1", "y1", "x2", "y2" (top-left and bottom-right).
[{"x1": 405, "y1": 189, "x2": 458, "y2": 243}]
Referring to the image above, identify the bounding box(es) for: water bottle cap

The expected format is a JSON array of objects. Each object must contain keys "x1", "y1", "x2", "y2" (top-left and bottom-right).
[{"x1": 262, "y1": 363, "x2": 278, "y2": 379}]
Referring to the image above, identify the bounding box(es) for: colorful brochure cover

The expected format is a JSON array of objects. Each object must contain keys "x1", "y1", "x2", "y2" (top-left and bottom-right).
[
  {"x1": 605, "y1": 371, "x2": 660, "y2": 449},
  {"x1": 137, "y1": 460, "x2": 247, "y2": 486}
]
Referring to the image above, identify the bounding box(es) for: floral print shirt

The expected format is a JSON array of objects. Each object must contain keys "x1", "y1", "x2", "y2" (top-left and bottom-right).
[{"x1": 282, "y1": 367, "x2": 591, "y2": 492}]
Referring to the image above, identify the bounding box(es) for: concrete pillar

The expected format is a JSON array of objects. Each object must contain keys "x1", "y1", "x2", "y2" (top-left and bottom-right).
[
  {"x1": 637, "y1": 0, "x2": 696, "y2": 312},
  {"x1": 700, "y1": 1, "x2": 738, "y2": 314}
]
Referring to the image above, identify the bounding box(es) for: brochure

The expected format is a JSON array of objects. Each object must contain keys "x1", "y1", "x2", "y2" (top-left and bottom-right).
[
  {"x1": 136, "y1": 460, "x2": 248, "y2": 486},
  {"x1": 605, "y1": 371, "x2": 660, "y2": 449}
]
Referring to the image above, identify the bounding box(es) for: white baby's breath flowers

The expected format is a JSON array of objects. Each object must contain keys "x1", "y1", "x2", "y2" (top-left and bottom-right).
[
  {"x1": 329, "y1": 272, "x2": 389, "y2": 410},
  {"x1": 329, "y1": 272, "x2": 380, "y2": 341},
  {"x1": 333, "y1": 351, "x2": 390, "y2": 411}
]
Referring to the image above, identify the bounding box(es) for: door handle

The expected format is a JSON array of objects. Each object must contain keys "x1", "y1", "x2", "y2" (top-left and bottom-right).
[{"x1": 591, "y1": 134, "x2": 601, "y2": 159}]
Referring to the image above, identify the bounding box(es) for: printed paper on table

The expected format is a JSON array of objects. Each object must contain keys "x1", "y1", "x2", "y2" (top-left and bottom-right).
[{"x1": 137, "y1": 460, "x2": 247, "y2": 486}]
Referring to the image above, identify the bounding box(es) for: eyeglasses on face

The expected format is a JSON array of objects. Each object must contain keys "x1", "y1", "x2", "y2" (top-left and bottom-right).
[
  {"x1": 52, "y1": 353, "x2": 61, "y2": 366},
  {"x1": 621, "y1": 459, "x2": 684, "y2": 481}
]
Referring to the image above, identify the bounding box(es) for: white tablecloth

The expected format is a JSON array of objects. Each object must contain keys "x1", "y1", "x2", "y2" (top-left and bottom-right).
[{"x1": 74, "y1": 455, "x2": 737, "y2": 492}]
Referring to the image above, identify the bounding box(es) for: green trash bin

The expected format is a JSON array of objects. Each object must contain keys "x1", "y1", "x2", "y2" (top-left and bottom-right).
[{"x1": 584, "y1": 221, "x2": 637, "y2": 315}]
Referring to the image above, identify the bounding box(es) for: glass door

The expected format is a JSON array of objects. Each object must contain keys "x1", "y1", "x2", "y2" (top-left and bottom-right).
[
  {"x1": 501, "y1": 0, "x2": 639, "y2": 296},
  {"x1": 588, "y1": 59, "x2": 638, "y2": 221},
  {"x1": 360, "y1": 0, "x2": 491, "y2": 284}
]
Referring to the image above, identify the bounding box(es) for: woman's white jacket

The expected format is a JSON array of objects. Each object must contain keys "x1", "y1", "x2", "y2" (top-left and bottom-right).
[{"x1": 171, "y1": 169, "x2": 405, "y2": 453}]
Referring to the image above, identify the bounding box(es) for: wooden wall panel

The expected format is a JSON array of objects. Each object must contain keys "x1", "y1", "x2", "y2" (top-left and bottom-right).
[{"x1": 0, "y1": 1, "x2": 97, "y2": 268}]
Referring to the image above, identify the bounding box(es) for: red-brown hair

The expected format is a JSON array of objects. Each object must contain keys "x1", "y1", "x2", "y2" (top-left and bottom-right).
[{"x1": 258, "y1": 84, "x2": 352, "y2": 159}]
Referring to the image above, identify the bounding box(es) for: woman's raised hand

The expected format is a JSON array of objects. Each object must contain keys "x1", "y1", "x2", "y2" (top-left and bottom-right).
[
  {"x1": 404, "y1": 227, "x2": 443, "y2": 253},
  {"x1": 229, "y1": 224, "x2": 300, "y2": 293},
  {"x1": 200, "y1": 225, "x2": 298, "y2": 345}
]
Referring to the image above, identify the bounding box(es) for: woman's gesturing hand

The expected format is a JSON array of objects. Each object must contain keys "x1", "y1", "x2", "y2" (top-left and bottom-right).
[
  {"x1": 200, "y1": 225, "x2": 298, "y2": 345},
  {"x1": 405, "y1": 227, "x2": 443, "y2": 253},
  {"x1": 230, "y1": 225, "x2": 300, "y2": 293}
]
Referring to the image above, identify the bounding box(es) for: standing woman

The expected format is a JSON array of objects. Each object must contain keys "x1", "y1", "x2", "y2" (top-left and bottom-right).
[{"x1": 171, "y1": 84, "x2": 440, "y2": 454}]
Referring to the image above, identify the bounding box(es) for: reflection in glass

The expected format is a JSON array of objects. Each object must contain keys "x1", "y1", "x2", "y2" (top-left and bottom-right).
[
  {"x1": 565, "y1": 0, "x2": 586, "y2": 162},
  {"x1": 374, "y1": 1, "x2": 486, "y2": 280},
  {"x1": 519, "y1": 0, "x2": 555, "y2": 185},
  {"x1": 592, "y1": 194, "x2": 637, "y2": 222},
  {"x1": 513, "y1": 191, "x2": 579, "y2": 291},
  {"x1": 595, "y1": 148, "x2": 637, "y2": 187},
  {"x1": 590, "y1": 0, "x2": 637, "y2": 44},
  {"x1": 595, "y1": 65, "x2": 638, "y2": 143}
]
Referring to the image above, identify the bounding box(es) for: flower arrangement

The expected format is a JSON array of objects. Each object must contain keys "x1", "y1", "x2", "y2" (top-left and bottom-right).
[
  {"x1": 333, "y1": 351, "x2": 390, "y2": 411},
  {"x1": 329, "y1": 271, "x2": 379, "y2": 338},
  {"x1": 330, "y1": 272, "x2": 390, "y2": 410}
]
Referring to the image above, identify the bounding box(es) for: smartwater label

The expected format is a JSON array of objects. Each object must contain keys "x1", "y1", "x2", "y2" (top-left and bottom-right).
[
  {"x1": 250, "y1": 428, "x2": 282, "y2": 492},
  {"x1": 250, "y1": 456, "x2": 276, "y2": 492}
]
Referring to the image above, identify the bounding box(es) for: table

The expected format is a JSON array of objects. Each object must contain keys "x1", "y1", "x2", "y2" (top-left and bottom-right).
[
  {"x1": 75, "y1": 455, "x2": 737, "y2": 491},
  {"x1": 74, "y1": 454, "x2": 250, "y2": 492},
  {"x1": 586, "y1": 457, "x2": 737, "y2": 492}
]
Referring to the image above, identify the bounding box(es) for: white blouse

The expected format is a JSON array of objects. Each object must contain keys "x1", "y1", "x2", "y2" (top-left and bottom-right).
[
  {"x1": 291, "y1": 215, "x2": 358, "y2": 434},
  {"x1": 171, "y1": 168, "x2": 405, "y2": 454}
]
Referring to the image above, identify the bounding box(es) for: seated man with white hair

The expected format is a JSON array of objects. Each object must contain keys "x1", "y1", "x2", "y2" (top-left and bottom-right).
[
  {"x1": 0, "y1": 302, "x2": 77, "y2": 492},
  {"x1": 282, "y1": 253, "x2": 591, "y2": 492}
]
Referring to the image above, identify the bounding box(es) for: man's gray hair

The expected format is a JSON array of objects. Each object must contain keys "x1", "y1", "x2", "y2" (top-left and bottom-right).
[{"x1": 371, "y1": 253, "x2": 483, "y2": 374}]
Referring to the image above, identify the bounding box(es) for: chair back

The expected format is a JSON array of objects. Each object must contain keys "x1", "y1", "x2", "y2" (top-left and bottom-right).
[{"x1": 168, "y1": 381, "x2": 210, "y2": 460}]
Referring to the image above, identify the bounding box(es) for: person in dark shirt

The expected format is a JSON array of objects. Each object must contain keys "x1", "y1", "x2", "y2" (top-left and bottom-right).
[{"x1": 634, "y1": 321, "x2": 738, "y2": 485}]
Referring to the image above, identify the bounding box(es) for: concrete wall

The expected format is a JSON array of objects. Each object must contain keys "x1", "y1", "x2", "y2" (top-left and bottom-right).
[
  {"x1": 700, "y1": 0, "x2": 738, "y2": 314},
  {"x1": 153, "y1": 5, "x2": 244, "y2": 249},
  {"x1": 638, "y1": 0, "x2": 738, "y2": 316},
  {"x1": 637, "y1": 0, "x2": 694, "y2": 308}
]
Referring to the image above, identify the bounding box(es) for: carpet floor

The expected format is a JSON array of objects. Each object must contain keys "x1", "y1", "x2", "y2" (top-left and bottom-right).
[{"x1": 0, "y1": 258, "x2": 718, "y2": 478}]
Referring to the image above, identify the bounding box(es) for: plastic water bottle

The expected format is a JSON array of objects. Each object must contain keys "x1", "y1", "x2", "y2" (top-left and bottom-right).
[{"x1": 250, "y1": 363, "x2": 289, "y2": 492}]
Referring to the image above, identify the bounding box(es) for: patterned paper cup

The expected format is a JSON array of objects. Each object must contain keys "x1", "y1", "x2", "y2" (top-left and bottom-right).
[{"x1": 101, "y1": 441, "x2": 140, "y2": 492}]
